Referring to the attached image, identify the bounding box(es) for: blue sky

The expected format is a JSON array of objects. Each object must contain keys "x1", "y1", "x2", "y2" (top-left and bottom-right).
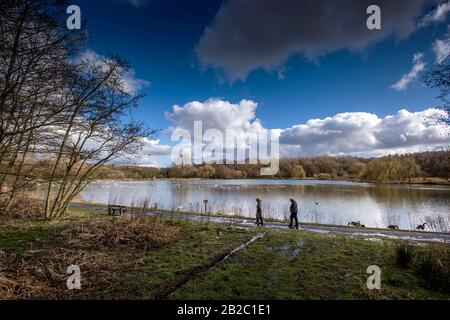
[{"x1": 73, "y1": 0, "x2": 450, "y2": 166}]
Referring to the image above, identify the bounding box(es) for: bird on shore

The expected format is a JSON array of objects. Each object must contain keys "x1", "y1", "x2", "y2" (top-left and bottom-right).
[
  {"x1": 348, "y1": 221, "x2": 361, "y2": 227},
  {"x1": 387, "y1": 225, "x2": 399, "y2": 230},
  {"x1": 416, "y1": 223, "x2": 427, "y2": 231}
]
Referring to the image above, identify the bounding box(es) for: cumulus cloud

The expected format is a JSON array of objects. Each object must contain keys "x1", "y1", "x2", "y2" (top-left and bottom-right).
[
  {"x1": 433, "y1": 35, "x2": 450, "y2": 64},
  {"x1": 78, "y1": 50, "x2": 149, "y2": 94},
  {"x1": 419, "y1": 1, "x2": 450, "y2": 27},
  {"x1": 196, "y1": 0, "x2": 425, "y2": 81},
  {"x1": 165, "y1": 99, "x2": 277, "y2": 164},
  {"x1": 164, "y1": 99, "x2": 449, "y2": 161},
  {"x1": 165, "y1": 99, "x2": 263, "y2": 133},
  {"x1": 280, "y1": 108, "x2": 449, "y2": 156},
  {"x1": 391, "y1": 53, "x2": 426, "y2": 91}
]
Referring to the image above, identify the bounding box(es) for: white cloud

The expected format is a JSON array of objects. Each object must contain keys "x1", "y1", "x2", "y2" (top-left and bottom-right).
[
  {"x1": 164, "y1": 99, "x2": 449, "y2": 161},
  {"x1": 86, "y1": 95, "x2": 450, "y2": 167},
  {"x1": 433, "y1": 35, "x2": 450, "y2": 64},
  {"x1": 165, "y1": 99, "x2": 275, "y2": 163},
  {"x1": 280, "y1": 108, "x2": 449, "y2": 157},
  {"x1": 142, "y1": 138, "x2": 172, "y2": 156},
  {"x1": 78, "y1": 50, "x2": 149, "y2": 94},
  {"x1": 165, "y1": 98, "x2": 263, "y2": 133},
  {"x1": 419, "y1": 2, "x2": 450, "y2": 27},
  {"x1": 121, "y1": 69, "x2": 150, "y2": 94},
  {"x1": 391, "y1": 53, "x2": 426, "y2": 91},
  {"x1": 113, "y1": 138, "x2": 172, "y2": 167}
]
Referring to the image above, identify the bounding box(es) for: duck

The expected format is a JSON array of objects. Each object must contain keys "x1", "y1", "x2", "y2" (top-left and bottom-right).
[
  {"x1": 416, "y1": 223, "x2": 427, "y2": 231},
  {"x1": 348, "y1": 221, "x2": 361, "y2": 227},
  {"x1": 387, "y1": 225, "x2": 399, "y2": 230}
]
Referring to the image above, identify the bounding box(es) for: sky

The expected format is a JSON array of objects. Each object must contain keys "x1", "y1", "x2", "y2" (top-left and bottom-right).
[{"x1": 73, "y1": 0, "x2": 450, "y2": 167}]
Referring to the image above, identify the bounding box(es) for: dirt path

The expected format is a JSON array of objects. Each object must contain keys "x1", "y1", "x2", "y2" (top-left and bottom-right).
[{"x1": 70, "y1": 202, "x2": 450, "y2": 243}]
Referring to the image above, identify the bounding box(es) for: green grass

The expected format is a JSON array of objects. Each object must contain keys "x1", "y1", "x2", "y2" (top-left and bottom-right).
[
  {"x1": 1, "y1": 209, "x2": 449, "y2": 300},
  {"x1": 170, "y1": 230, "x2": 449, "y2": 300}
]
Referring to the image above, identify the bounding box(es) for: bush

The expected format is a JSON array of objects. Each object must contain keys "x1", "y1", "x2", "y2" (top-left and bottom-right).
[
  {"x1": 416, "y1": 252, "x2": 450, "y2": 294},
  {"x1": 395, "y1": 243, "x2": 415, "y2": 268}
]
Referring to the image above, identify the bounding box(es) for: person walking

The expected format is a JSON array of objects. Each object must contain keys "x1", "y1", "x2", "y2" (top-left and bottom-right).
[
  {"x1": 255, "y1": 198, "x2": 264, "y2": 226},
  {"x1": 289, "y1": 198, "x2": 299, "y2": 229}
]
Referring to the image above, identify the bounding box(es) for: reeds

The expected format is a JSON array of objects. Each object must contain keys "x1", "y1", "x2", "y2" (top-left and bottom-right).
[
  {"x1": 394, "y1": 243, "x2": 415, "y2": 268},
  {"x1": 415, "y1": 248, "x2": 450, "y2": 293}
]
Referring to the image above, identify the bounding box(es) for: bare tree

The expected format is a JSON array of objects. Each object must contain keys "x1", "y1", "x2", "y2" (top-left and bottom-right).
[
  {"x1": 422, "y1": 0, "x2": 450, "y2": 129},
  {"x1": 424, "y1": 63, "x2": 450, "y2": 126},
  {"x1": 0, "y1": 0, "x2": 155, "y2": 218},
  {"x1": 0, "y1": 0, "x2": 85, "y2": 206},
  {"x1": 44, "y1": 55, "x2": 152, "y2": 219}
]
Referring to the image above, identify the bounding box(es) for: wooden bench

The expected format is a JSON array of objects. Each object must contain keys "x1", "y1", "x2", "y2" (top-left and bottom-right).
[{"x1": 107, "y1": 205, "x2": 127, "y2": 216}]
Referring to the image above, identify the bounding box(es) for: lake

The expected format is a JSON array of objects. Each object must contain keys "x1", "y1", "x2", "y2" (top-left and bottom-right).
[{"x1": 69, "y1": 179, "x2": 450, "y2": 232}]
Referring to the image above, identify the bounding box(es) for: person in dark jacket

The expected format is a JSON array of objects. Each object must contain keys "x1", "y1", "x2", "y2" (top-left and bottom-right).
[
  {"x1": 289, "y1": 198, "x2": 299, "y2": 229},
  {"x1": 255, "y1": 198, "x2": 263, "y2": 226}
]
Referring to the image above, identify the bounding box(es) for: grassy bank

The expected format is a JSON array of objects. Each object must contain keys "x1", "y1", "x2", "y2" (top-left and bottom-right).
[{"x1": 1, "y1": 209, "x2": 449, "y2": 299}]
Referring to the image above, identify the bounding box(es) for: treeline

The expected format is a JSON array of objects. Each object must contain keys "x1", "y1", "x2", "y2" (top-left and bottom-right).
[{"x1": 99, "y1": 151, "x2": 450, "y2": 183}]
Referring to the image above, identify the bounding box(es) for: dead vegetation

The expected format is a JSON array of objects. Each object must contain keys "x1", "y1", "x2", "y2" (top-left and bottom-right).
[
  {"x1": 0, "y1": 196, "x2": 44, "y2": 220},
  {"x1": 0, "y1": 248, "x2": 145, "y2": 299},
  {"x1": 0, "y1": 214, "x2": 181, "y2": 299},
  {"x1": 61, "y1": 216, "x2": 180, "y2": 251}
]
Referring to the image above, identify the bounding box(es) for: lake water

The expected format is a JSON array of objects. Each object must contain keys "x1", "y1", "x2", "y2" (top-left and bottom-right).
[{"x1": 70, "y1": 179, "x2": 450, "y2": 232}]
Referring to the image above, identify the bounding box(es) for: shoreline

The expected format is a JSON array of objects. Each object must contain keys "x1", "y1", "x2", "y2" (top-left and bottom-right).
[
  {"x1": 79, "y1": 177, "x2": 450, "y2": 187},
  {"x1": 68, "y1": 202, "x2": 450, "y2": 243}
]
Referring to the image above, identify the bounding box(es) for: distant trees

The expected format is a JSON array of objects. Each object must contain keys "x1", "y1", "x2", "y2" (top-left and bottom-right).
[
  {"x1": 90, "y1": 151, "x2": 450, "y2": 183},
  {"x1": 401, "y1": 157, "x2": 422, "y2": 183},
  {"x1": 0, "y1": 0, "x2": 151, "y2": 219},
  {"x1": 290, "y1": 165, "x2": 306, "y2": 178},
  {"x1": 198, "y1": 165, "x2": 216, "y2": 178},
  {"x1": 414, "y1": 151, "x2": 450, "y2": 178},
  {"x1": 364, "y1": 156, "x2": 421, "y2": 183}
]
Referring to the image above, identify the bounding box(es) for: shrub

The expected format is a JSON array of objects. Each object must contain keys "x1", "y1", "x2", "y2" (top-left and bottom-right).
[
  {"x1": 416, "y1": 252, "x2": 450, "y2": 294},
  {"x1": 394, "y1": 243, "x2": 415, "y2": 268}
]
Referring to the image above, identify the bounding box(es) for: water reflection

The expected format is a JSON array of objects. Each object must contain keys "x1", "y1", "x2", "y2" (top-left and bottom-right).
[{"x1": 60, "y1": 179, "x2": 450, "y2": 232}]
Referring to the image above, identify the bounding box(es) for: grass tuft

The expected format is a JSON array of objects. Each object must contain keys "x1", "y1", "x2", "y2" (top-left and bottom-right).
[
  {"x1": 415, "y1": 250, "x2": 450, "y2": 294},
  {"x1": 394, "y1": 243, "x2": 415, "y2": 268}
]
